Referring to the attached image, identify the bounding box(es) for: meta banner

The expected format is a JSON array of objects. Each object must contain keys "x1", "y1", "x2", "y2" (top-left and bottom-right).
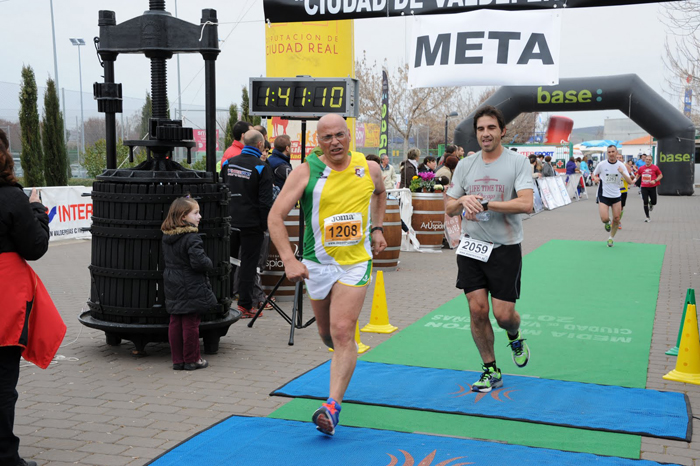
[
  {"x1": 263, "y1": 0, "x2": 677, "y2": 23},
  {"x1": 409, "y1": 10, "x2": 561, "y2": 88}
]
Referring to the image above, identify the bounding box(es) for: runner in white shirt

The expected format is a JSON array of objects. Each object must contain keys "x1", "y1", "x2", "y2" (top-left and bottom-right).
[{"x1": 592, "y1": 145, "x2": 633, "y2": 247}]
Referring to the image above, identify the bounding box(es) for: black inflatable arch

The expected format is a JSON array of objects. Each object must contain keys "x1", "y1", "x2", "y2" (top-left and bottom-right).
[{"x1": 454, "y1": 74, "x2": 695, "y2": 195}]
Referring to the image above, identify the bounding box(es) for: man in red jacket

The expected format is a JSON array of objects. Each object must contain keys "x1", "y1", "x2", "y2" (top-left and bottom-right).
[
  {"x1": 633, "y1": 154, "x2": 663, "y2": 223},
  {"x1": 219, "y1": 121, "x2": 252, "y2": 174}
]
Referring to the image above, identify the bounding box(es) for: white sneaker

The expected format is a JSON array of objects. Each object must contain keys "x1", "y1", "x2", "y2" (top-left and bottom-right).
[{"x1": 644, "y1": 218, "x2": 650, "y2": 223}]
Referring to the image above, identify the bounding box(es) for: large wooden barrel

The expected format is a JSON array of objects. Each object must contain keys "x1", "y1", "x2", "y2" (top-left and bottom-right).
[
  {"x1": 411, "y1": 192, "x2": 445, "y2": 250},
  {"x1": 261, "y1": 209, "x2": 303, "y2": 301},
  {"x1": 374, "y1": 198, "x2": 402, "y2": 271}
]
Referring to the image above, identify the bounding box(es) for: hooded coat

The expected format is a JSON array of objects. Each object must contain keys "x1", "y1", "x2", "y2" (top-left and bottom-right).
[
  {"x1": 0, "y1": 184, "x2": 65, "y2": 369},
  {"x1": 161, "y1": 225, "x2": 218, "y2": 315}
]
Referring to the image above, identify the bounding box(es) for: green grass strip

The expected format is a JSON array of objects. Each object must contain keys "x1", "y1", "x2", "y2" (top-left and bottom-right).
[
  {"x1": 363, "y1": 240, "x2": 665, "y2": 388},
  {"x1": 270, "y1": 399, "x2": 642, "y2": 458}
]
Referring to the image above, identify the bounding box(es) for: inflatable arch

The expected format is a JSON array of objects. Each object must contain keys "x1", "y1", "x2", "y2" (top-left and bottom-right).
[{"x1": 454, "y1": 75, "x2": 695, "y2": 195}]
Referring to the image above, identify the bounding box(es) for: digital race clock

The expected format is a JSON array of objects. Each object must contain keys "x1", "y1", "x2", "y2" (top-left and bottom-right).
[{"x1": 249, "y1": 77, "x2": 359, "y2": 118}]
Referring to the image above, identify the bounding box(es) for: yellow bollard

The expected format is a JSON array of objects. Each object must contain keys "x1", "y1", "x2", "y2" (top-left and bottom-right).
[{"x1": 361, "y1": 271, "x2": 398, "y2": 334}]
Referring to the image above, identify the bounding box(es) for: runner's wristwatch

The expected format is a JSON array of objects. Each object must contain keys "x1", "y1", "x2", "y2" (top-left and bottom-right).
[{"x1": 370, "y1": 227, "x2": 384, "y2": 233}]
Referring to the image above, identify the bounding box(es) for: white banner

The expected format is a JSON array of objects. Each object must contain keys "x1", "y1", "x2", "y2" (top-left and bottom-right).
[
  {"x1": 38, "y1": 186, "x2": 92, "y2": 242},
  {"x1": 409, "y1": 10, "x2": 561, "y2": 88}
]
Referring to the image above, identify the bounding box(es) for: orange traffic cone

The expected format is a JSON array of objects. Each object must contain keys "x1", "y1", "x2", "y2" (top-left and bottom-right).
[
  {"x1": 361, "y1": 271, "x2": 398, "y2": 334},
  {"x1": 663, "y1": 304, "x2": 700, "y2": 385},
  {"x1": 329, "y1": 321, "x2": 370, "y2": 354}
]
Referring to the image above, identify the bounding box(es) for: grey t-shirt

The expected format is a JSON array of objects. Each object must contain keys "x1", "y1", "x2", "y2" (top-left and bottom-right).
[{"x1": 446, "y1": 149, "x2": 533, "y2": 246}]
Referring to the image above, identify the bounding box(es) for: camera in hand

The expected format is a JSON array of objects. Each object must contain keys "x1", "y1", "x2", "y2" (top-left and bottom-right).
[{"x1": 23, "y1": 188, "x2": 42, "y2": 202}]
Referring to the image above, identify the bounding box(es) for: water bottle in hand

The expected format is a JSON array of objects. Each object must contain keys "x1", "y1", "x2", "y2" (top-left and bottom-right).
[{"x1": 475, "y1": 200, "x2": 490, "y2": 222}]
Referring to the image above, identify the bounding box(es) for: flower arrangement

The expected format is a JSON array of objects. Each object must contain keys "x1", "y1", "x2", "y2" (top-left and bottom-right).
[{"x1": 409, "y1": 172, "x2": 436, "y2": 192}]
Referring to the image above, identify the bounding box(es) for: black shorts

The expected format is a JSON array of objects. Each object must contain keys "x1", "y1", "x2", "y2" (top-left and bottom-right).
[
  {"x1": 598, "y1": 195, "x2": 621, "y2": 207},
  {"x1": 456, "y1": 243, "x2": 522, "y2": 303}
]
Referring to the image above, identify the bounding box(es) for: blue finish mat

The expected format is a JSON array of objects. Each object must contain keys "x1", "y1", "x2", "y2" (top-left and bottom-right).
[
  {"x1": 148, "y1": 416, "x2": 680, "y2": 465},
  {"x1": 271, "y1": 360, "x2": 691, "y2": 441}
]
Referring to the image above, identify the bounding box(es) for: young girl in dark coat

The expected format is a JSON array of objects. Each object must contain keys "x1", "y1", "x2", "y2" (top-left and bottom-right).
[{"x1": 161, "y1": 195, "x2": 218, "y2": 370}]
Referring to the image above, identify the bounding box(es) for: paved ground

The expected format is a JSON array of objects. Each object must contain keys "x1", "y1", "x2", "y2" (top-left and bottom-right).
[{"x1": 14, "y1": 185, "x2": 700, "y2": 465}]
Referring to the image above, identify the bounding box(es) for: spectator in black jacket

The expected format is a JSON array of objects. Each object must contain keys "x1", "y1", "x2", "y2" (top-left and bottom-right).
[
  {"x1": 221, "y1": 129, "x2": 273, "y2": 317},
  {"x1": 0, "y1": 128, "x2": 50, "y2": 466},
  {"x1": 161, "y1": 196, "x2": 217, "y2": 371},
  {"x1": 267, "y1": 134, "x2": 293, "y2": 199}
]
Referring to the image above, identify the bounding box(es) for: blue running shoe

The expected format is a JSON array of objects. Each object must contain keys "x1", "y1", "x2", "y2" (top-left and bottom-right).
[{"x1": 312, "y1": 398, "x2": 341, "y2": 436}]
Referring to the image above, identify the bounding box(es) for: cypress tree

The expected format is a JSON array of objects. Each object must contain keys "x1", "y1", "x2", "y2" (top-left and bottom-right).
[
  {"x1": 19, "y1": 65, "x2": 45, "y2": 187},
  {"x1": 137, "y1": 92, "x2": 172, "y2": 139},
  {"x1": 224, "y1": 103, "x2": 239, "y2": 148},
  {"x1": 42, "y1": 78, "x2": 68, "y2": 185},
  {"x1": 139, "y1": 92, "x2": 152, "y2": 138},
  {"x1": 240, "y1": 87, "x2": 261, "y2": 126}
]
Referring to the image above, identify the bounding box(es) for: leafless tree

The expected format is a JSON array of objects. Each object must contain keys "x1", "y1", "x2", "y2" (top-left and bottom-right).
[
  {"x1": 355, "y1": 53, "x2": 473, "y2": 155},
  {"x1": 662, "y1": 1, "x2": 700, "y2": 126},
  {"x1": 473, "y1": 87, "x2": 540, "y2": 144}
]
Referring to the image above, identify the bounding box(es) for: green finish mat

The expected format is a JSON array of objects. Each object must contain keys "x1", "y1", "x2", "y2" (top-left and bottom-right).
[{"x1": 270, "y1": 240, "x2": 665, "y2": 458}]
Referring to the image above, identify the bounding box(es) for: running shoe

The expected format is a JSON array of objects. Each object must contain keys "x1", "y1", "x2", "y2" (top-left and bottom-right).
[
  {"x1": 604, "y1": 222, "x2": 611, "y2": 232},
  {"x1": 237, "y1": 305, "x2": 261, "y2": 319},
  {"x1": 607, "y1": 238, "x2": 614, "y2": 248},
  {"x1": 471, "y1": 365, "x2": 503, "y2": 393},
  {"x1": 649, "y1": 204, "x2": 654, "y2": 212},
  {"x1": 645, "y1": 217, "x2": 650, "y2": 223},
  {"x1": 618, "y1": 224, "x2": 622, "y2": 230},
  {"x1": 507, "y1": 332, "x2": 530, "y2": 368},
  {"x1": 312, "y1": 398, "x2": 341, "y2": 436}
]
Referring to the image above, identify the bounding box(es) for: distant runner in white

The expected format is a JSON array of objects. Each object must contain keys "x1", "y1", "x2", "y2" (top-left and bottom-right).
[{"x1": 592, "y1": 145, "x2": 633, "y2": 248}]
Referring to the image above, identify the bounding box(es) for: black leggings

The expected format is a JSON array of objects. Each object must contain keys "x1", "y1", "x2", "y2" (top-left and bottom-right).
[
  {"x1": 0, "y1": 346, "x2": 21, "y2": 465},
  {"x1": 641, "y1": 186, "x2": 657, "y2": 217}
]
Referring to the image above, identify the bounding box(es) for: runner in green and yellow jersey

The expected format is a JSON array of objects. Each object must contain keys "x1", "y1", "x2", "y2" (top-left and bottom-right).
[{"x1": 268, "y1": 114, "x2": 387, "y2": 436}]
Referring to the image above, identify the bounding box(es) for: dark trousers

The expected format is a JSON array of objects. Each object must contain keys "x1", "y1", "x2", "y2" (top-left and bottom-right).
[
  {"x1": 168, "y1": 314, "x2": 201, "y2": 364},
  {"x1": 0, "y1": 346, "x2": 21, "y2": 465},
  {"x1": 230, "y1": 228, "x2": 264, "y2": 310},
  {"x1": 641, "y1": 186, "x2": 658, "y2": 217}
]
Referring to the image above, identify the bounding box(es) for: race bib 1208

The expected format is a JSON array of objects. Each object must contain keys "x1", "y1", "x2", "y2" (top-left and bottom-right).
[{"x1": 324, "y1": 213, "x2": 363, "y2": 247}]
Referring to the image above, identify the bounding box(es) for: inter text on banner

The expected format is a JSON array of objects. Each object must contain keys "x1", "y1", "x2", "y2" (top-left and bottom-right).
[{"x1": 408, "y1": 9, "x2": 561, "y2": 88}]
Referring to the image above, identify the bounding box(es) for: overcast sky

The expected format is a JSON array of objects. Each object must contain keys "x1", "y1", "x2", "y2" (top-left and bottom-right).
[{"x1": 0, "y1": 0, "x2": 680, "y2": 131}]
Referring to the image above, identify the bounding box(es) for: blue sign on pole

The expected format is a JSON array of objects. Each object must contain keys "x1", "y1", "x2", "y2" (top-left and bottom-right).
[{"x1": 684, "y1": 88, "x2": 692, "y2": 117}]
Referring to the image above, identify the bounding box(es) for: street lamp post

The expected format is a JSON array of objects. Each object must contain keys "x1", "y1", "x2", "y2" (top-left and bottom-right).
[
  {"x1": 70, "y1": 38, "x2": 86, "y2": 163},
  {"x1": 444, "y1": 111, "x2": 459, "y2": 149}
]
